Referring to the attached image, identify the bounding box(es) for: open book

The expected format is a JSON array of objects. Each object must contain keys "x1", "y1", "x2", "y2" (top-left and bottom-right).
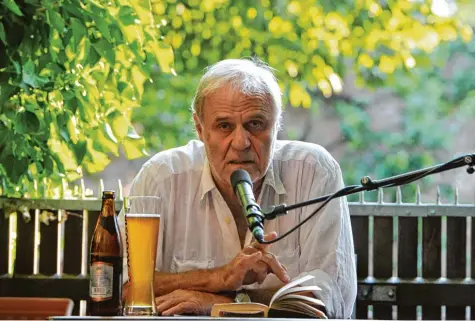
[{"x1": 211, "y1": 275, "x2": 327, "y2": 319}]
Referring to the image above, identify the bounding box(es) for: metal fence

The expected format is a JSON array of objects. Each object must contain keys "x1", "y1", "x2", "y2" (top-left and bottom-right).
[{"x1": 0, "y1": 180, "x2": 474, "y2": 319}]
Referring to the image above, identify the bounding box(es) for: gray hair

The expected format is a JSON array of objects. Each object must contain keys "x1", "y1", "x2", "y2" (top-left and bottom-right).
[{"x1": 191, "y1": 58, "x2": 283, "y2": 129}]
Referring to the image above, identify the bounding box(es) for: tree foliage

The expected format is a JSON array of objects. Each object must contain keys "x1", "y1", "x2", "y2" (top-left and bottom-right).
[
  {"x1": 0, "y1": 0, "x2": 173, "y2": 196},
  {"x1": 0, "y1": 0, "x2": 473, "y2": 198},
  {"x1": 335, "y1": 38, "x2": 475, "y2": 201},
  {"x1": 136, "y1": 0, "x2": 473, "y2": 151}
]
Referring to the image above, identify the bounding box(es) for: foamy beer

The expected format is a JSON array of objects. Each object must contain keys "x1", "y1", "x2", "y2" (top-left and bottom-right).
[{"x1": 123, "y1": 196, "x2": 160, "y2": 316}]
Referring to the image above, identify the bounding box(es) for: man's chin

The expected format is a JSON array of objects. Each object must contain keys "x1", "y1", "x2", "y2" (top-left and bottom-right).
[
  {"x1": 226, "y1": 164, "x2": 261, "y2": 181},
  {"x1": 227, "y1": 162, "x2": 256, "y2": 171}
]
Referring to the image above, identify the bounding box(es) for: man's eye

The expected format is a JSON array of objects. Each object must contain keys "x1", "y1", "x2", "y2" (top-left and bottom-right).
[
  {"x1": 248, "y1": 120, "x2": 263, "y2": 129},
  {"x1": 218, "y1": 123, "x2": 231, "y2": 130}
]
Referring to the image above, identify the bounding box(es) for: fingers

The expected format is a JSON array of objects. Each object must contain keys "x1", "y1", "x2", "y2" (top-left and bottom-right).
[
  {"x1": 155, "y1": 291, "x2": 204, "y2": 316},
  {"x1": 253, "y1": 264, "x2": 268, "y2": 284},
  {"x1": 155, "y1": 294, "x2": 178, "y2": 315},
  {"x1": 261, "y1": 252, "x2": 290, "y2": 283},
  {"x1": 252, "y1": 231, "x2": 278, "y2": 251},
  {"x1": 222, "y1": 251, "x2": 262, "y2": 289},
  {"x1": 235, "y1": 251, "x2": 262, "y2": 280},
  {"x1": 264, "y1": 231, "x2": 278, "y2": 241},
  {"x1": 162, "y1": 302, "x2": 192, "y2": 316},
  {"x1": 250, "y1": 231, "x2": 290, "y2": 283},
  {"x1": 237, "y1": 251, "x2": 262, "y2": 268},
  {"x1": 248, "y1": 260, "x2": 268, "y2": 284},
  {"x1": 229, "y1": 231, "x2": 290, "y2": 287}
]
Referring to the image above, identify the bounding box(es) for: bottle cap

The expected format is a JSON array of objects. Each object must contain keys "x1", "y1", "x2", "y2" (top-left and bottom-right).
[{"x1": 102, "y1": 190, "x2": 115, "y2": 199}]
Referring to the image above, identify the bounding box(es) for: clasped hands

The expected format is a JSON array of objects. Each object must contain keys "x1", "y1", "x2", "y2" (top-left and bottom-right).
[{"x1": 155, "y1": 231, "x2": 289, "y2": 316}]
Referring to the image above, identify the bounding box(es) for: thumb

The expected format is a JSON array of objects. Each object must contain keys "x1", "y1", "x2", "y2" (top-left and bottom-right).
[
  {"x1": 255, "y1": 231, "x2": 278, "y2": 251},
  {"x1": 264, "y1": 231, "x2": 278, "y2": 242}
]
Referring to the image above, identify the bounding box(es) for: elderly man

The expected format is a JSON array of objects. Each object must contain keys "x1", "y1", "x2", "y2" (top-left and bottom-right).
[{"x1": 122, "y1": 58, "x2": 357, "y2": 318}]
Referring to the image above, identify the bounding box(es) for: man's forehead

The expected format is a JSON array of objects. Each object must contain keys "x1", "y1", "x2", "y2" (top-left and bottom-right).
[
  {"x1": 208, "y1": 86, "x2": 263, "y2": 101},
  {"x1": 205, "y1": 86, "x2": 273, "y2": 109}
]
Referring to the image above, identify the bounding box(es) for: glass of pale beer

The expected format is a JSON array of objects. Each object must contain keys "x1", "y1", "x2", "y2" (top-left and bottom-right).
[{"x1": 123, "y1": 196, "x2": 160, "y2": 316}]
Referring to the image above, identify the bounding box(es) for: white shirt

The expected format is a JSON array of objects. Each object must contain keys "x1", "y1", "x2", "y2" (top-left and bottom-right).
[{"x1": 119, "y1": 139, "x2": 357, "y2": 318}]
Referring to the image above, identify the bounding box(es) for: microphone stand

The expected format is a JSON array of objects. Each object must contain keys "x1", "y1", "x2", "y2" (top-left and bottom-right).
[{"x1": 262, "y1": 153, "x2": 475, "y2": 221}]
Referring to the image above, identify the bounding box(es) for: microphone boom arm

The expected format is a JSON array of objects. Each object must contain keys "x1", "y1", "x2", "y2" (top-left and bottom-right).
[{"x1": 263, "y1": 153, "x2": 475, "y2": 220}]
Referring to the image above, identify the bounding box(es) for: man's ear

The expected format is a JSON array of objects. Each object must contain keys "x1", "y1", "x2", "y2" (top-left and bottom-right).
[{"x1": 193, "y1": 113, "x2": 203, "y2": 141}]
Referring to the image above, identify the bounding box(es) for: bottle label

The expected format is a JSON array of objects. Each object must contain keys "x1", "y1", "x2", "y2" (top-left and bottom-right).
[{"x1": 90, "y1": 262, "x2": 113, "y2": 301}]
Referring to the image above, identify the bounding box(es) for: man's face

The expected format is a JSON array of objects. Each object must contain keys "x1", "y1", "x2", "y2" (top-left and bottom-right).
[{"x1": 194, "y1": 85, "x2": 277, "y2": 191}]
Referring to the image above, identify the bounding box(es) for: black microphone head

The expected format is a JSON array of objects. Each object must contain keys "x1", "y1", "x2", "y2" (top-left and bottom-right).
[{"x1": 230, "y1": 169, "x2": 252, "y2": 191}]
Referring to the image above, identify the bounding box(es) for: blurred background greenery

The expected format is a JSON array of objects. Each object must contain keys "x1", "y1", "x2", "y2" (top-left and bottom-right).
[{"x1": 0, "y1": 0, "x2": 474, "y2": 203}]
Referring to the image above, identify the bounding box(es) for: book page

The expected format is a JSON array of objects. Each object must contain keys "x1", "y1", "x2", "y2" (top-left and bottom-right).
[
  {"x1": 210, "y1": 302, "x2": 269, "y2": 318},
  {"x1": 271, "y1": 301, "x2": 327, "y2": 319},
  {"x1": 269, "y1": 274, "x2": 315, "y2": 306},
  {"x1": 274, "y1": 285, "x2": 322, "y2": 298},
  {"x1": 275, "y1": 293, "x2": 325, "y2": 308}
]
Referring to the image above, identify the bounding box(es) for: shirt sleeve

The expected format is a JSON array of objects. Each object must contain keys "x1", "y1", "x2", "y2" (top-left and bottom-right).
[{"x1": 298, "y1": 157, "x2": 357, "y2": 319}]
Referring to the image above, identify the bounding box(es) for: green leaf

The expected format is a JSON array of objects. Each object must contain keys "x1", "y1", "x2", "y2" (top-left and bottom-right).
[
  {"x1": 117, "y1": 81, "x2": 128, "y2": 93},
  {"x1": 76, "y1": 94, "x2": 96, "y2": 123},
  {"x1": 0, "y1": 22, "x2": 6, "y2": 45},
  {"x1": 44, "y1": 155, "x2": 54, "y2": 175},
  {"x1": 48, "y1": 137, "x2": 78, "y2": 173},
  {"x1": 109, "y1": 112, "x2": 129, "y2": 140},
  {"x1": 75, "y1": 37, "x2": 91, "y2": 64},
  {"x1": 118, "y1": 6, "x2": 136, "y2": 26},
  {"x1": 92, "y1": 38, "x2": 115, "y2": 65},
  {"x1": 12, "y1": 60, "x2": 21, "y2": 75},
  {"x1": 89, "y1": 10, "x2": 112, "y2": 41},
  {"x1": 73, "y1": 140, "x2": 87, "y2": 165},
  {"x1": 20, "y1": 60, "x2": 49, "y2": 89},
  {"x1": 48, "y1": 28, "x2": 64, "y2": 62},
  {"x1": 22, "y1": 59, "x2": 38, "y2": 88},
  {"x1": 3, "y1": 0, "x2": 23, "y2": 16},
  {"x1": 126, "y1": 126, "x2": 141, "y2": 139},
  {"x1": 62, "y1": 3, "x2": 83, "y2": 17},
  {"x1": 71, "y1": 18, "x2": 87, "y2": 43},
  {"x1": 59, "y1": 128, "x2": 70, "y2": 142},
  {"x1": 94, "y1": 128, "x2": 119, "y2": 157},
  {"x1": 83, "y1": 139, "x2": 111, "y2": 173},
  {"x1": 2, "y1": 154, "x2": 28, "y2": 184},
  {"x1": 47, "y1": 8, "x2": 65, "y2": 33},
  {"x1": 0, "y1": 124, "x2": 9, "y2": 149},
  {"x1": 69, "y1": 18, "x2": 87, "y2": 52},
  {"x1": 0, "y1": 84, "x2": 17, "y2": 107},
  {"x1": 104, "y1": 123, "x2": 118, "y2": 143},
  {"x1": 147, "y1": 41, "x2": 174, "y2": 73},
  {"x1": 123, "y1": 137, "x2": 147, "y2": 160},
  {"x1": 22, "y1": 111, "x2": 40, "y2": 133}
]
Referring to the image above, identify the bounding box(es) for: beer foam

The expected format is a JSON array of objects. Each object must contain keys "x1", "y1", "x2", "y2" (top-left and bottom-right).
[{"x1": 125, "y1": 213, "x2": 160, "y2": 218}]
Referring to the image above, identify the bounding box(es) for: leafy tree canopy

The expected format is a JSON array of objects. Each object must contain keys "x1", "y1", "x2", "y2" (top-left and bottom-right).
[{"x1": 0, "y1": 0, "x2": 473, "y2": 198}]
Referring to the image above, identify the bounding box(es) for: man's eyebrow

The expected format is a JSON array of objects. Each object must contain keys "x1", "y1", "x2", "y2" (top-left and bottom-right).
[
  {"x1": 247, "y1": 113, "x2": 268, "y2": 120},
  {"x1": 213, "y1": 116, "x2": 232, "y2": 123},
  {"x1": 212, "y1": 111, "x2": 270, "y2": 123}
]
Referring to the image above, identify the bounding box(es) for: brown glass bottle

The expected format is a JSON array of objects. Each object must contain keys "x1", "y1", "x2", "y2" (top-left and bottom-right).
[{"x1": 88, "y1": 191, "x2": 123, "y2": 316}]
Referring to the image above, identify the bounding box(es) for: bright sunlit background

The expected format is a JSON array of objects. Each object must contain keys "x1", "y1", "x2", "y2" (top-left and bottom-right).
[{"x1": 0, "y1": 0, "x2": 474, "y2": 203}]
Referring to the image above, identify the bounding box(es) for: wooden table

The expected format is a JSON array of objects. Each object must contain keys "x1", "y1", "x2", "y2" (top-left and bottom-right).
[{"x1": 50, "y1": 317, "x2": 346, "y2": 320}]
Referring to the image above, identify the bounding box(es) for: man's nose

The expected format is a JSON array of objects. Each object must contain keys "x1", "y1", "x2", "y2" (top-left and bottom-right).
[{"x1": 231, "y1": 126, "x2": 251, "y2": 150}]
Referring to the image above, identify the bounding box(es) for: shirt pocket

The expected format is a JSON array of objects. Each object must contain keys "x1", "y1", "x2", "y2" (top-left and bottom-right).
[{"x1": 170, "y1": 257, "x2": 215, "y2": 273}]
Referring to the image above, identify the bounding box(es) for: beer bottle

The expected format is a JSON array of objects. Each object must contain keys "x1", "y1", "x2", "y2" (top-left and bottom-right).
[{"x1": 88, "y1": 191, "x2": 123, "y2": 316}]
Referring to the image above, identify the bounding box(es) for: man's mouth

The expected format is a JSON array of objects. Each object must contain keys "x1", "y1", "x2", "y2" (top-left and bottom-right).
[{"x1": 228, "y1": 160, "x2": 254, "y2": 164}]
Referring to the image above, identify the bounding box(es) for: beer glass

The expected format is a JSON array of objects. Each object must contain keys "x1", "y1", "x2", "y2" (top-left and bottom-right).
[{"x1": 123, "y1": 196, "x2": 161, "y2": 316}]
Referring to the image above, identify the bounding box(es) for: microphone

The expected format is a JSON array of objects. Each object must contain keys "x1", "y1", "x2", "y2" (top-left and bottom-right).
[{"x1": 230, "y1": 169, "x2": 265, "y2": 243}]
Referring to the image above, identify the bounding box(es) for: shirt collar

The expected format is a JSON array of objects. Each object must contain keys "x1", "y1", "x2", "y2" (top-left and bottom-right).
[
  {"x1": 200, "y1": 158, "x2": 216, "y2": 201},
  {"x1": 261, "y1": 160, "x2": 286, "y2": 195},
  {"x1": 200, "y1": 159, "x2": 286, "y2": 202}
]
